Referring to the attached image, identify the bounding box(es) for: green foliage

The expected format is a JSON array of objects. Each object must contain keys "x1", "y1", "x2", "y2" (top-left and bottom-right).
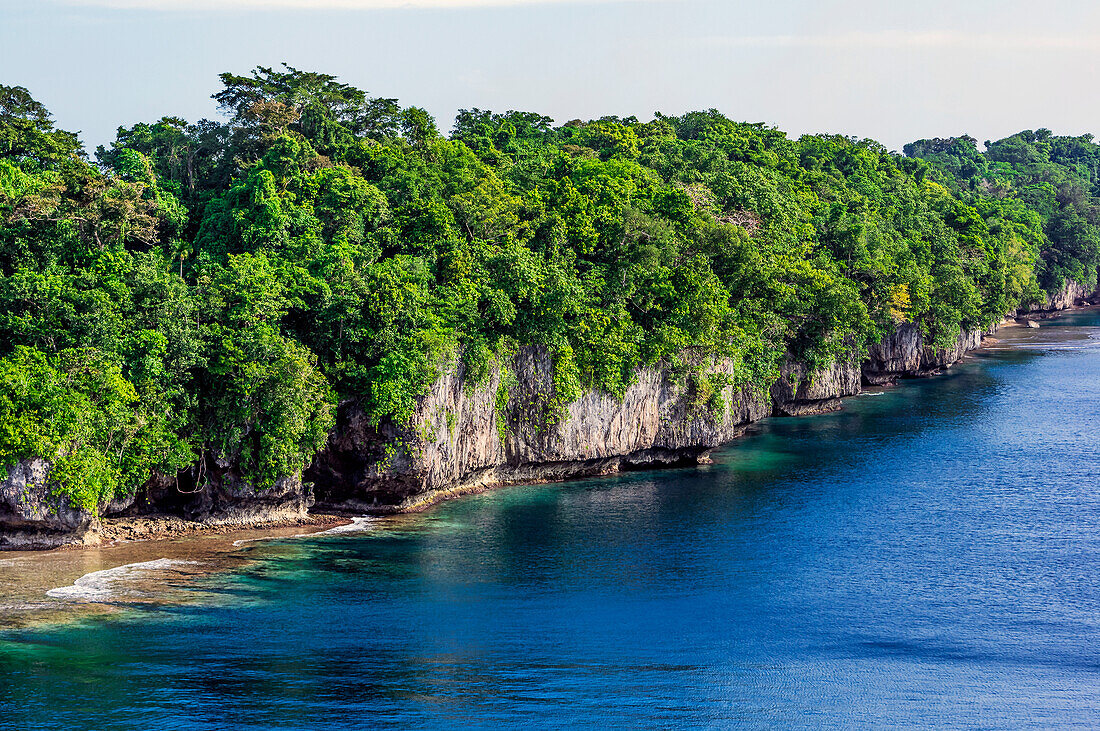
[
  {"x1": 907, "y1": 130, "x2": 1100, "y2": 294},
  {"x1": 1, "y1": 68, "x2": 1089, "y2": 511},
  {"x1": 685, "y1": 367, "x2": 734, "y2": 416},
  {"x1": 551, "y1": 344, "x2": 583, "y2": 413},
  {"x1": 0, "y1": 346, "x2": 189, "y2": 511},
  {"x1": 202, "y1": 322, "x2": 334, "y2": 488}
]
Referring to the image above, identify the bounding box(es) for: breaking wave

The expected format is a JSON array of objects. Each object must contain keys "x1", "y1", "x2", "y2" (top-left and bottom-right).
[
  {"x1": 46, "y1": 559, "x2": 201, "y2": 602},
  {"x1": 232, "y1": 517, "x2": 375, "y2": 547}
]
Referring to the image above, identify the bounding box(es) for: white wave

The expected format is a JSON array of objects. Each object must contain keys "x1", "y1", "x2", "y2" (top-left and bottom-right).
[
  {"x1": 46, "y1": 558, "x2": 200, "y2": 602},
  {"x1": 231, "y1": 517, "x2": 374, "y2": 546},
  {"x1": 309, "y1": 517, "x2": 375, "y2": 536}
]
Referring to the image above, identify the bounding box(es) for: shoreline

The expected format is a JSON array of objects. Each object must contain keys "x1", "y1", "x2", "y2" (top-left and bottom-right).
[
  {"x1": 1, "y1": 303, "x2": 1096, "y2": 629},
  {"x1": 0, "y1": 514, "x2": 381, "y2": 630},
  {"x1": 96, "y1": 512, "x2": 352, "y2": 548},
  {"x1": 5, "y1": 302, "x2": 1097, "y2": 557},
  {"x1": 339, "y1": 302, "x2": 1100, "y2": 519}
]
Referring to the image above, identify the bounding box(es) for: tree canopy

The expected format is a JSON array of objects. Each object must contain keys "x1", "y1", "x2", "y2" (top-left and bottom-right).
[{"x1": 0, "y1": 69, "x2": 1093, "y2": 512}]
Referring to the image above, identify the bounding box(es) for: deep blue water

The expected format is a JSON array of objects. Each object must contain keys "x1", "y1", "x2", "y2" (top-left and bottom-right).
[{"x1": 4, "y1": 313, "x2": 1100, "y2": 729}]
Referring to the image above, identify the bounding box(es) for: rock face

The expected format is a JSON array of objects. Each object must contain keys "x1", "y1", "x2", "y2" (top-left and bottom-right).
[
  {"x1": 308, "y1": 348, "x2": 773, "y2": 513},
  {"x1": 1018, "y1": 279, "x2": 1092, "y2": 315},
  {"x1": 0, "y1": 459, "x2": 97, "y2": 549},
  {"x1": 9, "y1": 289, "x2": 1095, "y2": 549},
  {"x1": 0, "y1": 457, "x2": 313, "y2": 550},
  {"x1": 308, "y1": 326, "x2": 961, "y2": 514},
  {"x1": 771, "y1": 355, "x2": 862, "y2": 416},
  {"x1": 112, "y1": 466, "x2": 313, "y2": 528},
  {"x1": 862, "y1": 323, "x2": 984, "y2": 385}
]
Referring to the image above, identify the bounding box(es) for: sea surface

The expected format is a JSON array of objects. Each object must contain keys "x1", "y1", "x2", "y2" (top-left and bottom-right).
[{"x1": 3, "y1": 314, "x2": 1100, "y2": 729}]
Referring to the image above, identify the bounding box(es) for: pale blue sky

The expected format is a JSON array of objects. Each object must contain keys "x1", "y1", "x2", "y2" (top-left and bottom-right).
[{"x1": 3, "y1": 0, "x2": 1100, "y2": 151}]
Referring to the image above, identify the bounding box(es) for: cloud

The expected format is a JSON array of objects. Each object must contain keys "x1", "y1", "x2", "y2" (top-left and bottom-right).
[
  {"x1": 698, "y1": 30, "x2": 1100, "y2": 52},
  {"x1": 58, "y1": 0, "x2": 655, "y2": 8}
]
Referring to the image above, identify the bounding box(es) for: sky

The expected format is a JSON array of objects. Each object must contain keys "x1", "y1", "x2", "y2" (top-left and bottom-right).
[{"x1": 3, "y1": 0, "x2": 1100, "y2": 152}]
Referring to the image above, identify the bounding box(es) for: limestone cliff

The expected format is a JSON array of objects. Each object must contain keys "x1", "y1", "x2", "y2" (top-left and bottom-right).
[
  {"x1": 862, "y1": 324, "x2": 984, "y2": 385},
  {"x1": 0, "y1": 459, "x2": 96, "y2": 549},
  {"x1": 307, "y1": 324, "x2": 979, "y2": 514},
  {"x1": 307, "y1": 348, "x2": 773, "y2": 513},
  {"x1": 112, "y1": 466, "x2": 312, "y2": 528},
  {"x1": 2, "y1": 303, "x2": 1082, "y2": 548},
  {"x1": 1018, "y1": 279, "x2": 1095, "y2": 316},
  {"x1": 0, "y1": 457, "x2": 313, "y2": 550},
  {"x1": 770, "y1": 356, "x2": 862, "y2": 416}
]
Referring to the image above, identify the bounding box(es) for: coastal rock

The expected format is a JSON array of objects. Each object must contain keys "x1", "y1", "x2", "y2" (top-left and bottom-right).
[
  {"x1": 771, "y1": 355, "x2": 862, "y2": 416},
  {"x1": 114, "y1": 465, "x2": 313, "y2": 527},
  {"x1": 4, "y1": 304, "x2": 1067, "y2": 548},
  {"x1": 308, "y1": 346, "x2": 772, "y2": 513},
  {"x1": 862, "y1": 323, "x2": 983, "y2": 385},
  {"x1": 0, "y1": 457, "x2": 314, "y2": 550},
  {"x1": 0, "y1": 459, "x2": 98, "y2": 550},
  {"x1": 310, "y1": 342, "x2": 885, "y2": 513},
  {"x1": 1017, "y1": 279, "x2": 1093, "y2": 316}
]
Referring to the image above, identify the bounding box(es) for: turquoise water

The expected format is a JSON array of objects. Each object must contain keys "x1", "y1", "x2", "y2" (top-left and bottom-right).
[{"x1": 4, "y1": 314, "x2": 1100, "y2": 728}]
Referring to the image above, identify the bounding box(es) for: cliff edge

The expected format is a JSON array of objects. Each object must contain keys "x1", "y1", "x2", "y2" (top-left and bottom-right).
[{"x1": 4, "y1": 279, "x2": 1093, "y2": 549}]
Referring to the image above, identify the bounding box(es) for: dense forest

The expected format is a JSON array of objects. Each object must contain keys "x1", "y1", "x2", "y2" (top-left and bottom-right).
[{"x1": 1, "y1": 66, "x2": 1098, "y2": 511}]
